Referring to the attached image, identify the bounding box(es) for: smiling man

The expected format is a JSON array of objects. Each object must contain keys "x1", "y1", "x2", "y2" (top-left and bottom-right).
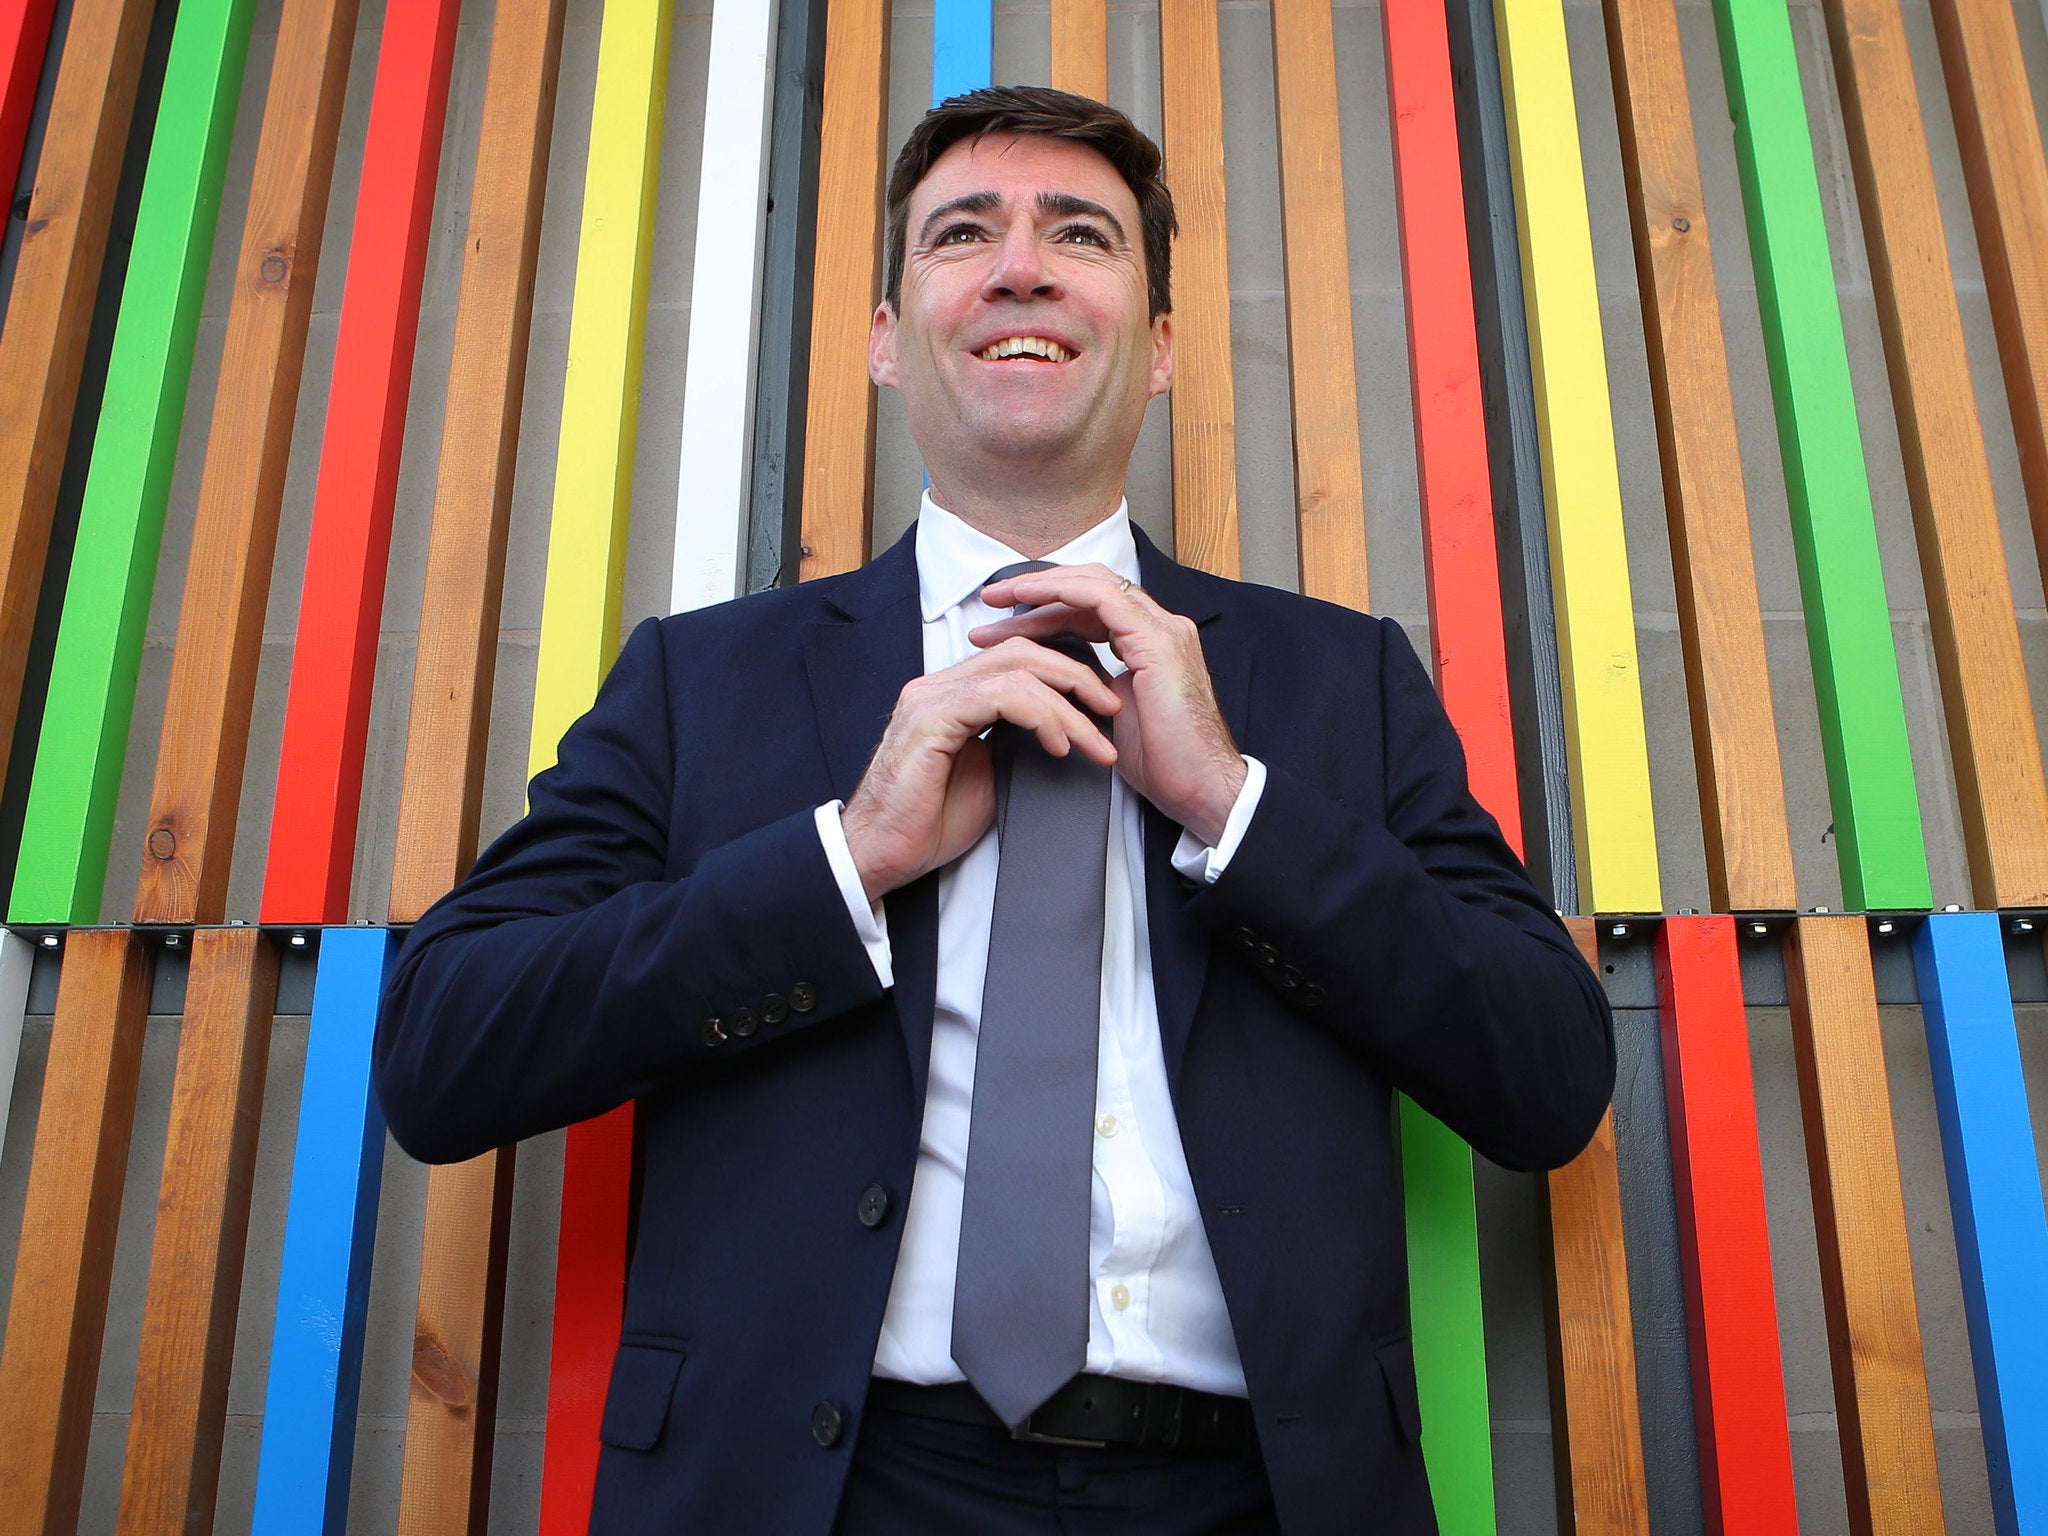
[{"x1": 375, "y1": 87, "x2": 1614, "y2": 1536}]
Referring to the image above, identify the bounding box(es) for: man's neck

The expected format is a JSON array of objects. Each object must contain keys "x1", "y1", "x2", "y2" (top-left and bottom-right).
[{"x1": 921, "y1": 481, "x2": 1126, "y2": 558}]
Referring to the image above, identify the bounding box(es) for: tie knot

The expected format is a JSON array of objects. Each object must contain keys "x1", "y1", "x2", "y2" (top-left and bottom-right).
[{"x1": 983, "y1": 560, "x2": 1058, "y2": 615}]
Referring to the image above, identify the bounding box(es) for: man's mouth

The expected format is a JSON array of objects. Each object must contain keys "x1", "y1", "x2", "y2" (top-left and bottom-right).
[{"x1": 976, "y1": 336, "x2": 1074, "y2": 363}]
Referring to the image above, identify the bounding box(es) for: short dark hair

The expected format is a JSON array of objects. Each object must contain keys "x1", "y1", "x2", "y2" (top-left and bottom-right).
[{"x1": 883, "y1": 86, "x2": 1177, "y2": 320}]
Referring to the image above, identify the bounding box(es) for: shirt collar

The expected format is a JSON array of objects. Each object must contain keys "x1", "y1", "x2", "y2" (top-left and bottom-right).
[{"x1": 915, "y1": 490, "x2": 1142, "y2": 622}]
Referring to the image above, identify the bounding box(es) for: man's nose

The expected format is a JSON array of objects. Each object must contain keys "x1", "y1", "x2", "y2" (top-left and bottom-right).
[{"x1": 982, "y1": 223, "x2": 1058, "y2": 301}]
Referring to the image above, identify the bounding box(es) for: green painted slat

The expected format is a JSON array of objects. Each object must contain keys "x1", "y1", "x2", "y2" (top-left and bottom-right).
[
  {"x1": 1707, "y1": 0, "x2": 1930, "y2": 911},
  {"x1": 7, "y1": 0, "x2": 255, "y2": 925},
  {"x1": 1402, "y1": 1098, "x2": 1497, "y2": 1533}
]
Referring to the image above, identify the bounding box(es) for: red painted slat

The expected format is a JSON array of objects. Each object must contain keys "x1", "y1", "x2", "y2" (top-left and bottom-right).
[
  {"x1": 260, "y1": 0, "x2": 461, "y2": 923},
  {"x1": 1381, "y1": 0, "x2": 1521, "y2": 853},
  {"x1": 536, "y1": 1105, "x2": 634, "y2": 1536},
  {"x1": 1654, "y1": 915, "x2": 1799, "y2": 1534},
  {"x1": 0, "y1": 0, "x2": 59, "y2": 195}
]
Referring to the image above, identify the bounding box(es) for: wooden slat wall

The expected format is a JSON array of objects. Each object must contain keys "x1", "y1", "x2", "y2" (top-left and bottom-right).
[
  {"x1": 0, "y1": 0, "x2": 155, "y2": 792},
  {"x1": 0, "y1": 928, "x2": 153, "y2": 1535},
  {"x1": 1050, "y1": 0, "x2": 1107, "y2": 101},
  {"x1": 1818, "y1": 0, "x2": 2048, "y2": 912},
  {"x1": 1157, "y1": 0, "x2": 1237, "y2": 578},
  {"x1": 529, "y1": 3, "x2": 672, "y2": 1527},
  {"x1": 262, "y1": 0, "x2": 463, "y2": 925},
  {"x1": 390, "y1": 2, "x2": 568, "y2": 1527},
  {"x1": 798, "y1": 0, "x2": 891, "y2": 578},
  {"x1": 8, "y1": 0, "x2": 256, "y2": 927}
]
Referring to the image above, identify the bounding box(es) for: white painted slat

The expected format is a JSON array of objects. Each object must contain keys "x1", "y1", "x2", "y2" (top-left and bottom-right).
[{"x1": 671, "y1": 0, "x2": 783, "y2": 614}]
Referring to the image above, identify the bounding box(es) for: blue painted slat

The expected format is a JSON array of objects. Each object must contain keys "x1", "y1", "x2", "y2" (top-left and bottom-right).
[
  {"x1": 251, "y1": 927, "x2": 393, "y2": 1535},
  {"x1": 1913, "y1": 912, "x2": 2048, "y2": 1536},
  {"x1": 930, "y1": 0, "x2": 990, "y2": 103}
]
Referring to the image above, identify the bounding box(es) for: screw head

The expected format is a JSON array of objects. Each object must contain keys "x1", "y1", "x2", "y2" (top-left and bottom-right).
[
  {"x1": 39, "y1": 933, "x2": 59, "y2": 950},
  {"x1": 147, "y1": 827, "x2": 176, "y2": 860},
  {"x1": 289, "y1": 932, "x2": 308, "y2": 948}
]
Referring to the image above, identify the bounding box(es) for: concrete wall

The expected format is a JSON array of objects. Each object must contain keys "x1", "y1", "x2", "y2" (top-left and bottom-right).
[{"x1": 4, "y1": 0, "x2": 2048, "y2": 1528}]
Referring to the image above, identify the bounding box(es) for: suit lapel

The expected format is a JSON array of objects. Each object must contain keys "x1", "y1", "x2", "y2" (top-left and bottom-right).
[
  {"x1": 1134, "y1": 534, "x2": 1251, "y2": 1088},
  {"x1": 800, "y1": 531, "x2": 944, "y2": 1101}
]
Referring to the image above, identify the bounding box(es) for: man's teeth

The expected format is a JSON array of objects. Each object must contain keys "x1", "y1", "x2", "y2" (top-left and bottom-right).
[{"x1": 978, "y1": 336, "x2": 1072, "y2": 363}]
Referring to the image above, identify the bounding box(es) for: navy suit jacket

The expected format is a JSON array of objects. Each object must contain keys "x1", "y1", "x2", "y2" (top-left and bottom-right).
[{"x1": 373, "y1": 525, "x2": 1615, "y2": 1536}]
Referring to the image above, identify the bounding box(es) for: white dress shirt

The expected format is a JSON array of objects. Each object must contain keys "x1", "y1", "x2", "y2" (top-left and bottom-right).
[{"x1": 811, "y1": 494, "x2": 1264, "y2": 1397}]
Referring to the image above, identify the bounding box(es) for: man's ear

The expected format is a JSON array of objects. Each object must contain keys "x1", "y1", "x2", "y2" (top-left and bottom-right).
[
  {"x1": 1148, "y1": 310, "x2": 1175, "y2": 398},
  {"x1": 869, "y1": 300, "x2": 900, "y2": 389}
]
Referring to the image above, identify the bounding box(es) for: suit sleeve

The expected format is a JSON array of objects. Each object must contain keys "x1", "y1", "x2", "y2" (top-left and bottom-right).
[
  {"x1": 373, "y1": 617, "x2": 887, "y2": 1164},
  {"x1": 1179, "y1": 618, "x2": 1614, "y2": 1170}
]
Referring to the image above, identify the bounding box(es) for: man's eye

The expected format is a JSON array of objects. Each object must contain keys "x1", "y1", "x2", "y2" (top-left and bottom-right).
[
  {"x1": 1055, "y1": 224, "x2": 1112, "y2": 247},
  {"x1": 934, "y1": 224, "x2": 985, "y2": 245}
]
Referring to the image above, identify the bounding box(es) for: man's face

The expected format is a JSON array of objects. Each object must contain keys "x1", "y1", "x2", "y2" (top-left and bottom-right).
[{"x1": 870, "y1": 133, "x2": 1173, "y2": 479}]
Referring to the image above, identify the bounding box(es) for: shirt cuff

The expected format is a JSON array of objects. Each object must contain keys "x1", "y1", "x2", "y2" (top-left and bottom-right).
[
  {"x1": 1169, "y1": 756, "x2": 1267, "y2": 885},
  {"x1": 815, "y1": 801, "x2": 893, "y2": 988}
]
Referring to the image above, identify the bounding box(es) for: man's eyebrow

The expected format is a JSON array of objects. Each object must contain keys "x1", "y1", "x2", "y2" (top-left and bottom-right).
[
  {"x1": 1037, "y1": 191, "x2": 1126, "y2": 243},
  {"x1": 916, "y1": 191, "x2": 1002, "y2": 245}
]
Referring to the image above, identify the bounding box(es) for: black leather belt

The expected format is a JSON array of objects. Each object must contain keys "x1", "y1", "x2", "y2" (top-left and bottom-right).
[{"x1": 867, "y1": 1376, "x2": 1255, "y2": 1454}]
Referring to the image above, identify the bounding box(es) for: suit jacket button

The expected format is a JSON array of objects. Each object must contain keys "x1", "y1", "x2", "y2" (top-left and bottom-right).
[
  {"x1": 700, "y1": 1018, "x2": 726, "y2": 1047},
  {"x1": 1277, "y1": 965, "x2": 1303, "y2": 991},
  {"x1": 812, "y1": 1401, "x2": 844, "y2": 1446},
  {"x1": 1231, "y1": 926, "x2": 1259, "y2": 952},
  {"x1": 791, "y1": 982, "x2": 819, "y2": 1012},
  {"x1": 727, "y1": 1007, "x2": 758, "y2": 1038},
  {"x1": 857, "y1": 1184, "x2": 891, "y2": 1228},
  {"x1": 1255, "y1": 942, "x2": 1280, "y2": 969},
  {"x1": 1299, "y1": 983, "x2": 1326, "y2": 1009},
  {"x1": 761, "y1": 993, "x2": 789, "y2": 1025}
]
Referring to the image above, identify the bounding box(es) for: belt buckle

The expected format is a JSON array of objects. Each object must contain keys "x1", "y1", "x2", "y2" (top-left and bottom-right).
[{"x1": 1011, "y1": 1411, "x2": 1107, "y2": 1450}]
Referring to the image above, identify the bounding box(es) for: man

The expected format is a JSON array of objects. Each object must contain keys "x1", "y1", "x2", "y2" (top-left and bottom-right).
[{"x1": 375, "y1": 86, "x2": 1613, "y2": 1535}]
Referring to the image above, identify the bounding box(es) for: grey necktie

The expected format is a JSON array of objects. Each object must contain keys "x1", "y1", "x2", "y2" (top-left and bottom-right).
[{"x1": 950, "y1": 560, "x2": 1112, "y2": 1427}]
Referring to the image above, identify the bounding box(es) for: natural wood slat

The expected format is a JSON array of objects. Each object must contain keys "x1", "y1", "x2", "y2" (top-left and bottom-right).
[
  {"x1": 1926, "y1": 0, "x2": 2048, "y2": 725},
  {"x1": 1819, "y1": 0, "x2": 2048, "y2": 909},
  {"x1": 0, "y1": 0, "x2": 155, "y2": 793},
  {"x1": 114, "y1": 928, "x2": 280, "y2": 1536},
  {"x1": 1784, "y1": 917, "x2": 1944, "y2": 1536},
  {"x1": 133, "y1": 0, "x2": 362, "y2": 925},
  {"x1": 0, "y1": 929, "x2": 153, "y2": 1536},
  {"x1": 797, "y1": 0, "x2": 891, "y2": 579},
  {"x1": 1271, "y1": 0, "x2": 1367, "y2": 610},
  {"x1": 1050, "y1": 0, "x2": 1108, "y2": 103},
  {"x1": 1546, "y1": 918, "x2": 1652, "y2": 1536},
  {"x1": 1600, "y1": 0, "x2": 1796, "y2": 914},
  {"x1": 1157, "y1": 0, "x2": 1238, "y2": 578}
]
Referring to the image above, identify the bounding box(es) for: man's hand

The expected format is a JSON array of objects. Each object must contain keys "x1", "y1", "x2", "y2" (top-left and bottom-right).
[
  {"x1": 973, "y1": 565, "x2": 1247, "y2": 845},
  {"x1": 840, "y1": 638, "x2": 1123, "y2": 901}
]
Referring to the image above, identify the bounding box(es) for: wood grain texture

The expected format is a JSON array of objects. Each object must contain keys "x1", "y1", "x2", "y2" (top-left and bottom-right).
[
  {"x1": 1157, "y1": 0, "x2": 1238, "y2": 578},
  {"x1": 0, "y1": 928, "x2": 152, "y2": 1536},
  {"x1": 1272, "y1": 0, "x2": 1367, "y2": 610},
  {"x1": 133, "y1": 0, "x2": 362, "y2": 925},
  {"x1": 1599, "y1": 0, "x2": 1795, "y2": 914},
  {"x1": 797, "y1": 0, "x2": 889, "y2": 580},
  {"x1": 1783, "y1": 917, "x2": 1944, "y2": 1536},
  {"x1": 1049, "y1": 0, "x2": 1107, "y2": 101},
  {"x1": 114, "y1": 927, "x2": 280, "y2": 1536},
  {"x1": 1654, "y1": 915, "x2": 1799, "y2": 1534},
  {"x1": 399, "y1": 1147, "x2": 517, "y2": 1536},
  {"x1": 1382, "y1": 0, "x2": 1522, "y2": 853},
  {"x1": 1544, "y1": 919, "x2": 1651, "y2": 1536},
  {"x1": 1929, "y1": 0, "x2": 2048, "y2": 661},
  {"x1": 0, "y1": 0, "x2": 154, "y2": 795},
  {"x1": 262, "y1": 0, "x2": 462, "y2": 925},
  {"x1": 1492, "y1": 0, "x2": 1659, "y2": 914},
  {"x1": 1819, "y1": 0, "x2": 2048, "y2": 909},
  {"x1": 388, "y1": 0, "x2": 568, "y2": 926}
]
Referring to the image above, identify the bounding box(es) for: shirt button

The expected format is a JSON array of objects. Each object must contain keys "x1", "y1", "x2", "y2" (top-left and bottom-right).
[
  {"x1": 1109, "y1": 1283, "x2": 1131, "y2": 1312},
  {"x1": 1096, "y1": 1114, "x2": 1118, "y2": 1138}
]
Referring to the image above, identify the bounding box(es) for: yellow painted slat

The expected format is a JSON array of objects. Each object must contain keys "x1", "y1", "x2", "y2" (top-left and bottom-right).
[
  {"x1": 528, "y1": 0, "x2": 672, "y2": 780},
  {"x1": 1492, "y1": 0, "x2": 1659, "y2": 913}
]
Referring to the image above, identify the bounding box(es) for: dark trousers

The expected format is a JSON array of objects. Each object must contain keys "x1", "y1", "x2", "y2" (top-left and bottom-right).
[{"x1": 832, "y1": 1404, "x2": 1283, "y2": 1535}]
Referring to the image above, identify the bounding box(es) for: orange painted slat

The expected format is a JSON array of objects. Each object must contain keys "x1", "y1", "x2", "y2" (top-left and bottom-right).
[{"x1": 1049, "y1": 0, "x2": 1107, "y2": 100}]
